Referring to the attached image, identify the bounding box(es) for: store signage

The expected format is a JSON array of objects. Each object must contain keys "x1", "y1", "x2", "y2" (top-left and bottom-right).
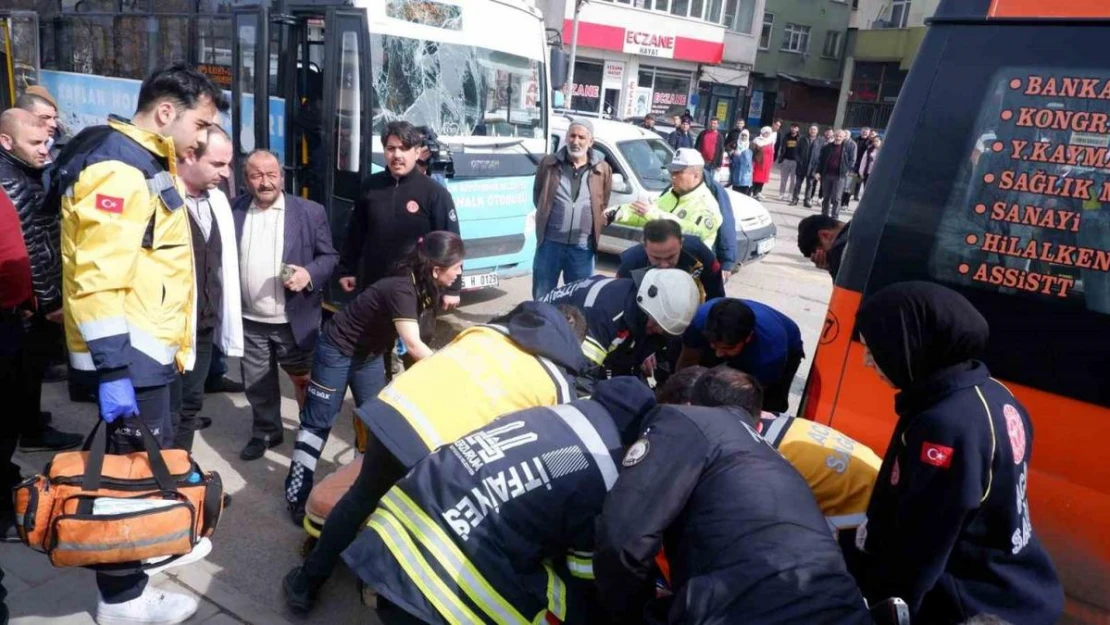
[
  {"x1": 571, "y1": 83, "x2": 601, "y2": 98},
  {"x1": 604, "y1": 61, "x2": 625, "y2": 89},
  {"x1": 623, "y1": 30, "x2": 676, "y2": 59}
]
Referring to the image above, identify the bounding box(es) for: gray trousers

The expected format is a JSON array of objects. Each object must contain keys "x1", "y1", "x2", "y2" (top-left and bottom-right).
[
  {"x1": 241, "y1": 319, "x2": 312, "y2": 442},
  {"x1": 778, "y1": 160, "x2": 797, "y2": 198},
  {"x1": 822, "y1": 175, "x2": 847, "y2": 219}
]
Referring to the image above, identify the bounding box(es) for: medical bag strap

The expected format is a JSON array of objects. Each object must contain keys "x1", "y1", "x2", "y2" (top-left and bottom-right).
[{"x1": 81, "y1": 419, "x2": 178, "y2": 494}]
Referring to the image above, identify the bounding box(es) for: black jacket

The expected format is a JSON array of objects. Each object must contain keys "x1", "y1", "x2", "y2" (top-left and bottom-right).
[
  {"x1": 616, "y1": 235, "x2": 725, "y2": 302},
  {"x1": 826, "y1": 220, "x2": 850, "y2": 279},
  {"x1": 795, "y1": 135, "x2": 824, "y2": 177},
  {"x1": 339, "y1": 169, "x2": 461, "y2": 293},
  {"x1": 596, "y1": 404, "x2": 873, "y2": 625},
  {"x1": 0, "y1": 149, "x2": 61, "y2": 313}
]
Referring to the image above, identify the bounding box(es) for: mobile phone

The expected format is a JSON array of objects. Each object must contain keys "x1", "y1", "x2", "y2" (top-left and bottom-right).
[{"x1": 280, "y1": 263, "x2": 295, "y2": 282}]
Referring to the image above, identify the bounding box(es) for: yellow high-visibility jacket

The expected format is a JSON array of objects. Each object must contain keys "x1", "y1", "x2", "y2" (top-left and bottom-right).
[
  {"x1": 614, "y1": 181, "x2": 722, "y2": 247},
  {"x1": 57, "y1": 117, "x2": 195, "y2": 386}
]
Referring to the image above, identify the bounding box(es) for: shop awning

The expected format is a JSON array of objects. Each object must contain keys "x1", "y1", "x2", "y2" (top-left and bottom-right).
[
  {"x1": 777, "y1": 72, "x2": 841, "y2": 90},
  {"x1": 700, "y1": 64, "x2": 750, "y2": 86}
]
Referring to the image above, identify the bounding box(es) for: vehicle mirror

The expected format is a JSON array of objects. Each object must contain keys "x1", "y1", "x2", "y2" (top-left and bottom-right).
[
  {"x1": 550, "y1": 48, "x2": 568, "y2": 89},
  {"x1": 612, "y1": 172, "x2": 632, "y2": 194}
]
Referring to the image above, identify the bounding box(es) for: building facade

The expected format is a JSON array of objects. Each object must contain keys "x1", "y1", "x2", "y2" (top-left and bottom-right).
[
  {"x1": 747, "y1": 0, "x2": 851, "y2": 129},
  {"x1": 540, "y1": 0, "x2": 764, "y2": 128},
  {"x1": 834, "y1": 0, "x2": 940, "y2": 131}
]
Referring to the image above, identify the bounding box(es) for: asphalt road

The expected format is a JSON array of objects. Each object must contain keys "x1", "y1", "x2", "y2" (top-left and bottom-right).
[{"x1": 24, "y1": 183, "x2": 838, "y2": 624}]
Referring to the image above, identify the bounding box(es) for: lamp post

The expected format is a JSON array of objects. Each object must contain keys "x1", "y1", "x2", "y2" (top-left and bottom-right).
[{"x1": 564, "y1": 0, "x2": 587, "y2": 105}]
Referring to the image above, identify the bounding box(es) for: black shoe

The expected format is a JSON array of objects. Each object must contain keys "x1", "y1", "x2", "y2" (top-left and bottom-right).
[
  {"x1": 195, "y1": 417, "x2": 213, "y2": 431},
  {"x1": 20, "y1": 426, "x2": 83, "y2": 452},
  {"x1": 289, "y1": 500, "x2": 307, "y2": 528},
  {"x1": 803, "y1": 201, "x2": 813, "y2": 208},
  {"x1": 240, "y1": 437, "x2": 282, "y2": 461},
  {"x1": 205, "y1": 376, "x2": 245, "y2": 394},
  {"x1": 283, "y1": 566, "x2": 323, "y2": 614},
  {"x1": 42, "y1": 363, "x2": 68, "y2": 383},
  {"x1": 222, "y1": 493, "x2": 232, "y2": 509},
  {"x1": 0, "y1": 511, "x2": 20, "y2": 543}
]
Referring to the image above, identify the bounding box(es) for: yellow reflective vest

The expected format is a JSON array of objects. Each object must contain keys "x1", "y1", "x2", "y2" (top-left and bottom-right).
[
  {"x1": 614, "y1": 181, "x2": 722, "y2": 247},
  {"x1": 58, "y1": 117, "x2": 195, "y2": 386}
]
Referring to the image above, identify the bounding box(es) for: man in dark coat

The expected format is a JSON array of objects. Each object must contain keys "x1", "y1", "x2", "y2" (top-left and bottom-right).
[{"x1": 792, "y1": 124, "x2": 823, "y2": 207}]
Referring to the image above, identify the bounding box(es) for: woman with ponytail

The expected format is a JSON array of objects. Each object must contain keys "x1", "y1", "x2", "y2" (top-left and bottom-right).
[{"x1": 283, "y1": 231, "x2": 464, "y2": 523}]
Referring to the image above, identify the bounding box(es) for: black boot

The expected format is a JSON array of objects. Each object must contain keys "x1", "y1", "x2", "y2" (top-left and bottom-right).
[
  {"x1": 19, "y1": 426, "x2": 82, "y2": 452},
  {"x1": 283, "y1": 566, "x2": 324, "y2": 614}
]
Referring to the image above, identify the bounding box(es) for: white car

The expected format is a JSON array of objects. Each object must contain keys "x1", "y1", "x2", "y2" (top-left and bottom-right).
[{"x1": 550, "y1": 115, "x2": 776, "y2": 265}]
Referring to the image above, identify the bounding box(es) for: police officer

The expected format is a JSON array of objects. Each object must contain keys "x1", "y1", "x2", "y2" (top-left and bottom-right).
[
  {"x1": 284, "y1": 301, "x2": 587, "y2": 612},
  {"x1": 539, "y1": 268, "x2": 700, "y2": 380},
  {"x1": 595, "y1": 366, "x2": 873, "y2": 624},
  {"x1": 616, "y1": 219, "x2": 725, "y2": 302},
  {"x1": 341, "y1": 377, "x2": 657, "y2": 625},
  {"x1": 338, "y1": 120, "x2": 462, "y2": 308},
  {"x1": 677, "y1": 297, "x2": 804, "y2": 414},
  {"x1": 51, "y1": 63, "x2": 227, "y2": 625},
  {"x1": 855, "y1": 282, "x2": 1063, "y2": 624}
]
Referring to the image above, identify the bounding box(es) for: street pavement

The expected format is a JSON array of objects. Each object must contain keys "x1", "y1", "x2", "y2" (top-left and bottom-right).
[{"x1": 3, "y1": 173, "x2": 840, "y2": 624}]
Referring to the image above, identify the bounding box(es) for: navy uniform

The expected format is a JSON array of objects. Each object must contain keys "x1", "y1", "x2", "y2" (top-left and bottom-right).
[
  {"x1": 342, "y1": 378, "x2": 656, "y2": 625},
  {"x1": 616, "y1": 234, "x2": 725, "y2": 303},
  {"x1": 858, "y1": 363, "x2": 1064, "y2": 624},
  {"x1": 596, "y1": 405, "x2": 872, "y2": 624},
  {"x1": 539, "y1": 275, "x2": 646, "y2": 376}
]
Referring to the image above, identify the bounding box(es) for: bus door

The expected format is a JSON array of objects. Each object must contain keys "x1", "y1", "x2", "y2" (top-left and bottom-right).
[{"x1": 0, "y1": 11, "x2": 39, "y2": 110}]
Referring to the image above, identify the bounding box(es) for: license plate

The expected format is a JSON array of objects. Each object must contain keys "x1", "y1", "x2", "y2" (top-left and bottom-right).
[
  {"x1": 461, "y1": 272, "x2": 499, "y2": 290},
  {"x1": 756, "y1": 237, "x2": 776, "y2": 255}
]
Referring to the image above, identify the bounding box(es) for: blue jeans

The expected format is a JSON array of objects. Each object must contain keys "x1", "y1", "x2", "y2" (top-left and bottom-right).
[
  {"x1": 284, "y1": 333, "x2": 387, "y2": 508},
  {"x1": 532, "y1": 239, "x2": 596, "y2": 300}
]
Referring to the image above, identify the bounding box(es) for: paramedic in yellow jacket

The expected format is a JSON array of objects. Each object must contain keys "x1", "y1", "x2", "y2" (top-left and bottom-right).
[
  {"x1": 51, "y1": 63, "x2": 227, "y2": 625},
  {"x1": 606, "y1": 147, "x2": 723, "y2": 248}
]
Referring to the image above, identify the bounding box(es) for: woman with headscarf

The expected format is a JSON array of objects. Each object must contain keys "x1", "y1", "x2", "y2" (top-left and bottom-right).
[
  {"x1": 854, "y1": 282, "x2": 1063, "y2": 625},
  {"x1": 728, "y1": 129, "x2": 753, "y2": 195},
  {"x1": 750, "y1": 126, "x2": 775, "y2": 201}
]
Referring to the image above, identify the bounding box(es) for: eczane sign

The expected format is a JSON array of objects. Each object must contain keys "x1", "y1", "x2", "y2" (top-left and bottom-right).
[{"x1": 623, "y1": 30, "x2": 676, "y2": 58}]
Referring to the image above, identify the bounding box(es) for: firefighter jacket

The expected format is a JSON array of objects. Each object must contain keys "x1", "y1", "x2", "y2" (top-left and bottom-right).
[
  {"x1": 343, "y1": 378, "x2": 657, "y2": 625},
  {"x1": 358, "y1": 301, "x2": 584, "y2": 468},
  {"x1": 0, "y1": 148, "x2": 61, "y2": 313},
  {"x1": 613, "y1": 181, "x2": 722, "y2": 248},
  {"x1": 595, "y1": 405, "x2": 873, "y2": 625},
  {"x1": 759, "y1": 416, "x2": 881, "y2": 534},
  {"x1": 51, "y1": 116, "x2": 195, "y2": 386},
  {"x1": 539, "y1": 275, "x2": 645, "y2": 373}
]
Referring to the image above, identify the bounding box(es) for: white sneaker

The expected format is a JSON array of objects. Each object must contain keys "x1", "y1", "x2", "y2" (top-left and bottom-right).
[
  {"x1": 144, "y1": 537, "x2": 212, "y2": 576},
  {"x1": 96, "y1": 585, "x2": 198, "y2": 625}
]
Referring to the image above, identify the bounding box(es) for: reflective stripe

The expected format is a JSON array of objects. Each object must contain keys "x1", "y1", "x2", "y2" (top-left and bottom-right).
[
  {"x1": 129, "y1": 323, "x2": 179, "y2": 366},
  {"x1": 296, "y1": 429, "x2": 325, "y2": 451},
  {"x1": 761, "y1": 417, "x2": 791, "y2": 448},
  {"x1": 826, "y1": 512, "x2": 867, "y2": 530},
  {"x1": 146, "y1": 171, "x2": 176, "y2": 195},
  {"x1": 382, "y1": 490, "x2": 530, "y2": 625},
  {"x1": 974, "y1": 386, "x2": 996, "y2": 504},
  {"x1": 547, "y1": 405, "x2": 618, "y2": 489},
  {"x1": 544, "y1": 561, "x2": 567, "y2": 620},
  {"x1": 77, "y1": 316, "x2": 128, "y2": 342},
  {"x1": 55, "y1": 528, "x2": 190, "y2": 552},
  {"x1": 535, "y1": 356, "x2": 572, "y2": 404},
  {"x1": 565, "y1": 554, "x2": 594, "y2": 580},
  {"x1": 382, "y1": 386, "x2": 443, "y2": 450},
  {"x1": 369, "y1": 509, "x2": 484, "y2": 625},
  {"x1": 583, "y1": 278, "x2": 614, "y2": 308},
  {"x1": 484, "y1": 324, "x2": 510, "y2": 336},
  {"x1": 69, "y1": 350, "x2": 95, "y2": 371},
  {"x1": 581, "y1": 338, "x2": 608, "y2": 366},
  {"x1": 292, "y1": 449, "x2": 318, "y2": 471}
]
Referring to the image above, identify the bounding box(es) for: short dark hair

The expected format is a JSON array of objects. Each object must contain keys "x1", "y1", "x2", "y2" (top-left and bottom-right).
[
  {"x1": 644, "y1": 114, "x2": 655, "y2": 121},
  {"x1": 136, "y1": 62, "x2": 229, "y2": 115},
  {"x1": 557, "y1": 304, "x2": 588, "y2": 344},
  {"x1": 192, "y1": 124, "x2": 230, "y2": 159},
  {"x1": 656, "y1": 366, "x2": 708, "y2": 404},
  {"x1": 710, "y1": 117, "x2": 720, "y2": 123},
  {"x1": 382, "y1": 120, "x2": 424, "y2": 150},
  {"x1": 790, "y1": 123, "x2": 799, "y2": 128},
  {"x1": 643, "y1": 219, "x2": 682, "y2": 244},
  {"x1": 797, "y1": 215, "x2": 843, "y2": 257},
  {"x1": 704, "y1": 299, "x2": 755, "y2": 346},
  {"x1": 691, "y1": 365, "x2": 763, "y2": 420},
  {"x1": 15, "y1": 93, "x2": 54, "y2": 112}
]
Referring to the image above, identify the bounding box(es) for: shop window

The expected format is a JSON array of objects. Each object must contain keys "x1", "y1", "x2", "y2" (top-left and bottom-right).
[
  {"x1": 781, "y1": 23, "x2": 810, "y2": 53},
  {"x1": 671, "y1": 0, "x2": 690, "y2": 18},
  {"x1": 822, "y1": 30, "x2": 842, "y2": 59},
  {"x1": 642, "y1": 67, "x2": 692, "y2": 117},
  {"x1": 569, "y1": 60, "x2": 603, "y2": 114},
  {"x1": 759, "y1": 13, "x2": 774, "y2": 50}
]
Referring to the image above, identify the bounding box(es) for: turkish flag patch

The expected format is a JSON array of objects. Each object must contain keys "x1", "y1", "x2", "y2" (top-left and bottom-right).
[
  {"x1": 921, "y1": 442, "x2": 955, "y2": 469},
  {"x1": 95, "y1": 194, "x2": 125, "y2": 214}
]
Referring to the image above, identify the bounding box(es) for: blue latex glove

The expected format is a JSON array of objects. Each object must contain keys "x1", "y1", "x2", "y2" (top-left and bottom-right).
[{"x1": 99, "y1": 378, "x2": 139, "y2": 423}]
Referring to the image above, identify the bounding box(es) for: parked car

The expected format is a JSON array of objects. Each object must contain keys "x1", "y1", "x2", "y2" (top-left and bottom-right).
[{"x1": 549, "y1": 115, "x2": 776, "y2": 264}]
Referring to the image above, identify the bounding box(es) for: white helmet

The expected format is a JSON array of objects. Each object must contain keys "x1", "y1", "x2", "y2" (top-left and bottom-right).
[{"x1": 636, "y1": 268, "x2": 700, "y2": 336}]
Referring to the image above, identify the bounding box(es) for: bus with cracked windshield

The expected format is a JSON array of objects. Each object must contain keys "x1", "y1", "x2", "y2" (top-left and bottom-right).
[{"x1": 0, "y1": 0, "x2": 549, "y2": 307}]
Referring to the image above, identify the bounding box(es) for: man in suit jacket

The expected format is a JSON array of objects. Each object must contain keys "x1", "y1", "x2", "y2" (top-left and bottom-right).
[{"x1": 232, "y1": 150, "x2": 338, "y2": 461}]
